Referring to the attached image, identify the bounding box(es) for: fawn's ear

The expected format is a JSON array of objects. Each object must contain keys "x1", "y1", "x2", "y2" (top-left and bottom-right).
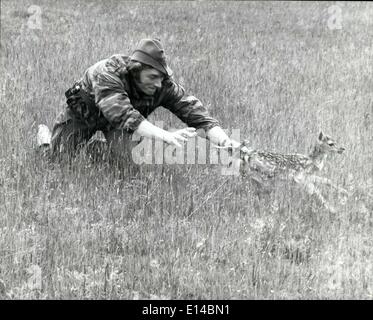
[{"x1": 318, "y1": 131, "x2": 324, "y2": 140}]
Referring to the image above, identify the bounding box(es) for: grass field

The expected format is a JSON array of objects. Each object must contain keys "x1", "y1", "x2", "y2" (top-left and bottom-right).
[{"x1": 0, "y1": 0, "x2": 372, "y2": 299}]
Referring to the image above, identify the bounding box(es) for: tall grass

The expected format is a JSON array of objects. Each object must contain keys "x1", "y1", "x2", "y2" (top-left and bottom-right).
[{"x1": 0, "y1": 0, "x2": 372, "y2": 299}]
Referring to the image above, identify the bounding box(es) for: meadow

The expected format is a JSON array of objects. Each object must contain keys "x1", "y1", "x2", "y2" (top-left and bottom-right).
[{"x1": 0, "y1": 0, "x2": 372, "y2": 299}]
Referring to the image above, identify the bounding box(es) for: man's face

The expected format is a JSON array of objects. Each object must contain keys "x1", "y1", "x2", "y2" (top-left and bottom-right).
[{"x1": 136, "y1": 68, "x2": 164, "y2": 96}]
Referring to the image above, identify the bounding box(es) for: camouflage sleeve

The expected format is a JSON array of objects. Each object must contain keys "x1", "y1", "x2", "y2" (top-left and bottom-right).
[
  {"x1": 92, "y1": 62, "x2": 145, "y2": 132},
  {"x1": 160, "y1": 80, "x2": 220, "y2": 131}
]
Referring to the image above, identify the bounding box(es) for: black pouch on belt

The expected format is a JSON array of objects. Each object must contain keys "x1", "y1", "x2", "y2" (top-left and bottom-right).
[{"x1": 65, "y1": 82, "x2": 98, "y2": 125}]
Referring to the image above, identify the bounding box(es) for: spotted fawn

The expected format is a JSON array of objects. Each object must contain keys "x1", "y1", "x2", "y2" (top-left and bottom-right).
[{"x1": 220, "y1": 132, "x2": 348, "y2": 212}]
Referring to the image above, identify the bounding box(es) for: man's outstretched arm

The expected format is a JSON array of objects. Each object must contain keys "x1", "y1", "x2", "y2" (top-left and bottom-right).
[
  {"x1": 206, "y1": 126, "x2": 241, "y2": 148},
  {"x1": 135, "y1": 120, "x2": 196, "y2": 148},
  {"x1": 93, "y1": 63, "x2": 196, "y2": 147},
  {"x1": 161, "y1": 80, "x2": 241, "y2": 147}
]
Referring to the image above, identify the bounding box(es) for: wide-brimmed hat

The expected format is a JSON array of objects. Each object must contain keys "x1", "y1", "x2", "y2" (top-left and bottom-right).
[{"x1": 130, "y1": 38, "x2": 173, "y2": 77}]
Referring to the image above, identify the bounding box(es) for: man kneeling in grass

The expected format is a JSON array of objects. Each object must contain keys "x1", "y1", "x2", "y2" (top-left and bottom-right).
[{"x1": 46, "y1": 38, "x2": 240, "y2": 166}]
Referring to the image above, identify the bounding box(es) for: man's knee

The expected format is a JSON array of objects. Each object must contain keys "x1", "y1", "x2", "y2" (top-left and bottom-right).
[
  {"x1": 104, "y1": 130, "x2": 142, "y2": 164},
  {"x1": 50, "y1": 117, "x2": 92, "y2": 160}
]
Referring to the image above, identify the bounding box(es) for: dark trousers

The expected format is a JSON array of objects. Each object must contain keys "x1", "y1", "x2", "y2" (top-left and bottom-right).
[{"x1": 50, "y1": 110, "x2": 141, "y2": 168}]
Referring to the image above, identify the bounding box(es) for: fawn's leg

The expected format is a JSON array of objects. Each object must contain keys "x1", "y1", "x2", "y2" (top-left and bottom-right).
[
  {"x1": 294, "y1": 173, "x2": 336, "y2": 213},
  {"x1": 307, "y1": 175, "x2": 350, "y2": 196}
]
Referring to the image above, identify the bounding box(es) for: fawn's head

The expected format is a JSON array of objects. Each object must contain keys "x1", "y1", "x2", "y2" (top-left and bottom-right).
[{"x1": 316, "y1": 132, "x2": 345, "y2": 155}]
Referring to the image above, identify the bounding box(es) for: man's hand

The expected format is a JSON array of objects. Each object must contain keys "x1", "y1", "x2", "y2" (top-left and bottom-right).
[
  {"x1": 163, "y1": 127, "x2": 197, "y2": 148},
  {"x1": 135, "y1": 120, "x2": 197, "y2": 148},
  {"x1": 206, "y1": 126, "x2": 243, "y2": 148},
  {"x1": 221, "y1": 139, "x2": 241, "y2": 149}
]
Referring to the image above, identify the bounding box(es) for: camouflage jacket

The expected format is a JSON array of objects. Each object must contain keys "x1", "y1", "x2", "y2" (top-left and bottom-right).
[{"x1": 68, "y1": 54, "x2": 220, "y2": 133}]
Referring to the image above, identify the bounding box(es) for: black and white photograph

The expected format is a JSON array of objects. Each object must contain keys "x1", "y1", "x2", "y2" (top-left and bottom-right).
[{"x1": 0, "y1": 0, "x2": 372, "y2": 305}]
